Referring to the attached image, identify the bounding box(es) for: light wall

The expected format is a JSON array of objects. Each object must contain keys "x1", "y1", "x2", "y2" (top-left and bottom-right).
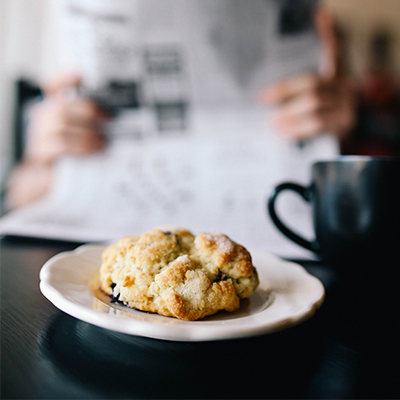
[
  {"x1": 323, "y1": 0, "x2": 400, "y2": 78},
  {"x1": 0, "y1": 0, "x2": 60, "y2": 182}
]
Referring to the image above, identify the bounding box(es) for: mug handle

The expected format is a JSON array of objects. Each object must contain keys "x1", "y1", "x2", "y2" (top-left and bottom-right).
[{"x1": 267, "y1": 182, "x2": 320, "y2": 253}]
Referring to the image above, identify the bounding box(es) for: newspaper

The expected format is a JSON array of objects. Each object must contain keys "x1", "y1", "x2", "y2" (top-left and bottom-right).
[
  {"x1": 57, "y1": 0, "x2": 320, "y2": 120},
  {"x1": 0, "y1": 0, "x2": 338, "y2": 258},
  {"x1": 1, "y1": 106, "x2": 338, "y2": 258}
]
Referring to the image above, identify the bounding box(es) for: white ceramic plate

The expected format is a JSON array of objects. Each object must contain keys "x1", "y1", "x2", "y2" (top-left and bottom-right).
[{"x1": 39, "y1": 244, "x2": 325, "y2": 342}]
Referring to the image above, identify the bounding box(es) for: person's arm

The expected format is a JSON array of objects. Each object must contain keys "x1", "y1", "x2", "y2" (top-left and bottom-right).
[
  {"x1": 5, "y1": 72, "x2": 109, "y2": 210},
  {"x1": 5, "y1": 161, "x2": 54, "y2": 209},
  {"x1": 258, "y1": 9, "x2": 356, "y2": 141}
]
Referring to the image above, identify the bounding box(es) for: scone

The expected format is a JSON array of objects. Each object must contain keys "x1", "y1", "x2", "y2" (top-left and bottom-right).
[{"x1": 99, "y1": 226, "x2": 259, "y2": 321}]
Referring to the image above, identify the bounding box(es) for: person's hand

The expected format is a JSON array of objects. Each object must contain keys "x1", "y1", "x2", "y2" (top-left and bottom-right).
[
  {"x1": 258, "y1": 9, "x2": 356, "y2": 140},
  {"x1": 5, "y1": 72, "x2": 110, "y2": 209},
  {"x1": 25, "y1": 72, "x2": 109, "y2": 165}
]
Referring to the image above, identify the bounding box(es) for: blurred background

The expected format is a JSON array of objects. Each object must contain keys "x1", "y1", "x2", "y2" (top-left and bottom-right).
[{"x1": 1, "y1": 0, "x2": 400, "y2": 184}]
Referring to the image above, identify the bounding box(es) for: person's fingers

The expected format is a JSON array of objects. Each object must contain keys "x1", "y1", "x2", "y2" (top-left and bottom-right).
[
  {"x1": 37, "y1": 96, "x2": 109, "y2": 135},
  {"x1": 40, "y1": 127, "x2": 105, "y2": 159},
  {"x1": 25, "y1": 97, "x2": 107, "y2": 163},
  {"x1": 271, "y1": 89, "x2": 336, "y2": 123},
  {"x1": 29, "y1": 98, "x2": 98, "y2": 139},
  {"x1": 258, "y1": 74, "x2": 321, "y2": 104},
  {"x1": 67, "y1": 99, "x2": 111, "y2": 124},
  {"x1": 315, "y1": 8, "x2": 340, "y2": 79},
  {"x1": 271, "y1": 79, "x2": 354, "y2": 121},
  {"x1": 43, "y1": 72, "x2": 82, "y2": 96},
  {"x1": 272, "y1": 105, "x2": 354, "y2": 140},
  {"x1": 272, "y1": 110, "x2": 324, "y2": 139},
  {"x1": 59, "y1": 126, "x2": 106, "y2": 154}
]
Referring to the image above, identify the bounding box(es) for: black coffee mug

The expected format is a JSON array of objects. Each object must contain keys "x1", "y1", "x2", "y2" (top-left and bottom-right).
[{"x1": 268, "y1": 157, "x2": 400, "y2": 265}]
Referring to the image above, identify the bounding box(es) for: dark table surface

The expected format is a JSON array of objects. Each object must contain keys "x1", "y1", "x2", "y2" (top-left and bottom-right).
[{"x1": 1, "y1": 236, "x2": 399, "y2": 399}]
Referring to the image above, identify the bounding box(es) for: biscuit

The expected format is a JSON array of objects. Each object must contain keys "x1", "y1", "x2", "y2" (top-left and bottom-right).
[{"x1": 99, "y1": 226, "x2": 259, "y2": 321}]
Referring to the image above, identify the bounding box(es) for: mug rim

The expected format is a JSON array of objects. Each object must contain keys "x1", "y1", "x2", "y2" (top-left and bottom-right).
[{"x1": 313, "y1": 155, "x2": 399, "y2": 167}]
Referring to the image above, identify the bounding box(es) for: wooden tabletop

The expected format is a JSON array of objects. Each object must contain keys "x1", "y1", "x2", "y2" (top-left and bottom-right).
[{"x1": 1, "y1": 236, "x2": 399, "y2": 399}]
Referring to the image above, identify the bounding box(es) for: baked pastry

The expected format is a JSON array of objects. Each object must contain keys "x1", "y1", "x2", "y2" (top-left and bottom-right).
[{"x1": 99, "y1": 226, "x2": 259, "y2": 321}]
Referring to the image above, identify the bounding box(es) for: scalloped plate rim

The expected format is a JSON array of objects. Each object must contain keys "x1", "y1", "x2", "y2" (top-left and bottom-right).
[{"x1": 39, "y1": 244, "x2": 325, "y2": 341}]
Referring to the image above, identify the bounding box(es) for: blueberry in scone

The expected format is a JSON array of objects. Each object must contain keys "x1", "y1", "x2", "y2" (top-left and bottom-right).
[{"x1": 99, "y1": 227, "x2": 259, "y2": 321}]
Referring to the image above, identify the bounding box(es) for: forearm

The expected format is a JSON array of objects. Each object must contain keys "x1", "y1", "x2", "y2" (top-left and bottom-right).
[{"x1": 5, "y1": 160, "x2": 53, "y2": 210}]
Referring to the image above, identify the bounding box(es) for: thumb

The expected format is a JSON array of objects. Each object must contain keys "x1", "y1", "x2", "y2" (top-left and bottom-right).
[
  {"x1": 42, "y1": 72, "x2": 82, "y2": 97},
  {"x1": 315, "y1": 8, "x2": 340, "y2": 79}
]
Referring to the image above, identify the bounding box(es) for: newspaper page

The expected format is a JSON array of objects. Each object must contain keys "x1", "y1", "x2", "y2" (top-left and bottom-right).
[
  {"x1": 56, "y1": 0, "x2": 321, "y2": 137},
  {"x1": 0, "y1": 0, "x2": 338, "y2": 259}
]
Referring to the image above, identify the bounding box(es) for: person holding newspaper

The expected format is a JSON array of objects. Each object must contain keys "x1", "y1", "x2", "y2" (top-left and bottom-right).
[{"x1": 5, "y1": 3, "x2": 356, "y2": 210}]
